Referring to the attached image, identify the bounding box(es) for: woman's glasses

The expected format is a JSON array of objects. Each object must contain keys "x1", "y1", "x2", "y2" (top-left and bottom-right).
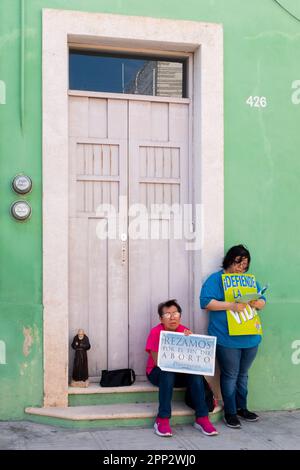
[
  {"x1": 233, "y1": 258, "x2": 249, "y2": 269},
  {"x1": 162, "y1": 312, "x2": 181, "y2": 319}
]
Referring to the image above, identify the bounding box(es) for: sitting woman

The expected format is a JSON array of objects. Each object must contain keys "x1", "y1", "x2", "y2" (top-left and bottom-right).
[
  {"x1": 200, "y1": 244, "x2": 266, "y2": 429},
  {"x1": 145, "y1": 299, "x2": 218, "y2": 437}
]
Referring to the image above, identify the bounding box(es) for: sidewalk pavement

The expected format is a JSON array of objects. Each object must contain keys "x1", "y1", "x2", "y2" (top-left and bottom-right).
[{"x1": 0, "y1": 410, "x2": 300, "y2": 450}]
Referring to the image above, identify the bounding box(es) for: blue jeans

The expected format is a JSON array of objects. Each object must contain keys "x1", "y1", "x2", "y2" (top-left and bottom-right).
[
  {"x1": 216, "y1": 344, "x2": 258, "y2": 415},
  {"x1": 147, "y1": 366, "x2": 208, "y2": 419}
]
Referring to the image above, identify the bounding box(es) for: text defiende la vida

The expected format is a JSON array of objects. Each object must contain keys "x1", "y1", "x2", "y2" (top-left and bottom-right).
[{"x1": 223, "y1": 274, "x2": 257, "y2": 292}]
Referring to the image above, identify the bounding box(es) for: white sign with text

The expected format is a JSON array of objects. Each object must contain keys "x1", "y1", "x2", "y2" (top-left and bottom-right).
[{"x1": 158, "y1": 331, "x2": 217, "y2": 376}]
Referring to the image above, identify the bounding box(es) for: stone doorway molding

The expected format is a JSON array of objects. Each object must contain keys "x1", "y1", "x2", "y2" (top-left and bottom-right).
[{"x1": 43, "y1": 9, "x2": 223, "y2": 407}]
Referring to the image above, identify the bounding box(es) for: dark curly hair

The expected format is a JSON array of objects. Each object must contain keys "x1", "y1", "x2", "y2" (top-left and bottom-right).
[{"x1": 222, "y1": 244, "x2": 251, "y2": 271}]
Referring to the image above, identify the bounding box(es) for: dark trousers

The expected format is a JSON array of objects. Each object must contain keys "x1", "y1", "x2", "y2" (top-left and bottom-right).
[
  {"x1": 147, "y1": 366, "x2": 208, "y2": 419},
  {"x1": 216, "y1": 344, "x2": 258, "y2": 415}
]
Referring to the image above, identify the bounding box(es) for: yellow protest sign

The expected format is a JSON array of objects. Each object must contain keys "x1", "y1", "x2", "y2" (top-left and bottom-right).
[{"x1": 222, "y1": 273, "x2": 263, "y2": 336}]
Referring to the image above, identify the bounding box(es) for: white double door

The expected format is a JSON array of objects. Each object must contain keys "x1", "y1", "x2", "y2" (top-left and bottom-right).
[{"x1": 69, "y1": 93, "x2": 191, "y2": 378}]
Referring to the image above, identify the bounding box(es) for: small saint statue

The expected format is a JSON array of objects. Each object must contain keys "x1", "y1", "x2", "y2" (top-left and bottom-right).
[{"x1": 71, "y1": 329, "x2": 91, "y2": 387}]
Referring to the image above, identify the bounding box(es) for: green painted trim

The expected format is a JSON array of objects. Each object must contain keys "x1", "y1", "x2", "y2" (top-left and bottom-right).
[
  {"x1": 68, "y1": 390, "x2": 185, "y2": 406},
  {"x1": 25, "y1": 410, "x2": 222, "y2": 429},
  {"x1": 20, "y1": 0, "x2": 25, "y2": 131}
]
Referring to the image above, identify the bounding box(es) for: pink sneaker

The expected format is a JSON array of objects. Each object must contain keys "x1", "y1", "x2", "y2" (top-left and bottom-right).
[
  {"x1": 154, "y1": 417, "x2": 173, "y2": 437},
  {"x1": 194, "y1": 416, "x2": 219, "y2": 436}
]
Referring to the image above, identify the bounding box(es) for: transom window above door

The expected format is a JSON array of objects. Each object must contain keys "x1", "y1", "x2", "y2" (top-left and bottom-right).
[{"x1": 69, "y1": 50, "x2": 187, "y2": 98}]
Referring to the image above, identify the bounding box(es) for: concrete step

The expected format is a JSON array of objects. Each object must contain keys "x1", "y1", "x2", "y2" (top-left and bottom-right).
[
  {"x1": 25, "y1": 401, "x2": 222, "y2": 429},
  {"x1": 68, "y1": 381, "x2": 185, "y2": 406},
  {"x1": 69, "y1": 381, "x2": 170, "y2": 394}
]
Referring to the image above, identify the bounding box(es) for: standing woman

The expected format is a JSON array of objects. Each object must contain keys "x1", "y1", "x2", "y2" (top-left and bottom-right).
[{"x1": 200, "y1": 245, "x2": 266, "y2": 429}]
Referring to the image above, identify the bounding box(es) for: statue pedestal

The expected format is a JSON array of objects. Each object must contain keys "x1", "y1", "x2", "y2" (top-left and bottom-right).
[{"x1": 70, "y1": 380, "x2": 89, "y2": 388}]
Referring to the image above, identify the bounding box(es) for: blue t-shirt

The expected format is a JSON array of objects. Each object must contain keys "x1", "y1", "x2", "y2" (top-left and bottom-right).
[{"x1": 200, "y1": 270, "x2": 266, "y2": 349}]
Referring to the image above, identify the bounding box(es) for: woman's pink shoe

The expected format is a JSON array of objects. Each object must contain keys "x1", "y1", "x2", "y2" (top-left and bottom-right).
[
  {"x1": 194, "y1": 416, "x2": 219, "y2": 436},
  {"x1": 154, "y1": 417, "x2": 173, "y2": 437}
]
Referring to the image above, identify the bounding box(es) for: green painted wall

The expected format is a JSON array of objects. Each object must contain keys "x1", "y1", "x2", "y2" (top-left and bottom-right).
[{"x1": 0, "y1": 0, "x2": 300, "y2": 419}]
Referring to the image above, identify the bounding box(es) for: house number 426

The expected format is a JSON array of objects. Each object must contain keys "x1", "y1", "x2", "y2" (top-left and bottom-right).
[{"x1": 246, "y1": 96, "x2": 267, "y2": 108}]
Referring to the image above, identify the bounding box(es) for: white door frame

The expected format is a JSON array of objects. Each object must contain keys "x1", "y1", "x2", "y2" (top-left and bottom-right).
[{"x1": 43, "y1": 9, "x2": 224, "y2": 407}]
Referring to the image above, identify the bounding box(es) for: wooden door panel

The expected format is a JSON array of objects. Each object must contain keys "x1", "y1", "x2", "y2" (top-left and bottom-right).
[
  {"x1": 69, "y1": 97, "x2": 128, "y2": 377},
  {"x1": 128, "y1": 100, "x2": 190, "y2": 375},
  {"x1": 88, "y1": 219, "x2": 108, "y2": 376}
]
